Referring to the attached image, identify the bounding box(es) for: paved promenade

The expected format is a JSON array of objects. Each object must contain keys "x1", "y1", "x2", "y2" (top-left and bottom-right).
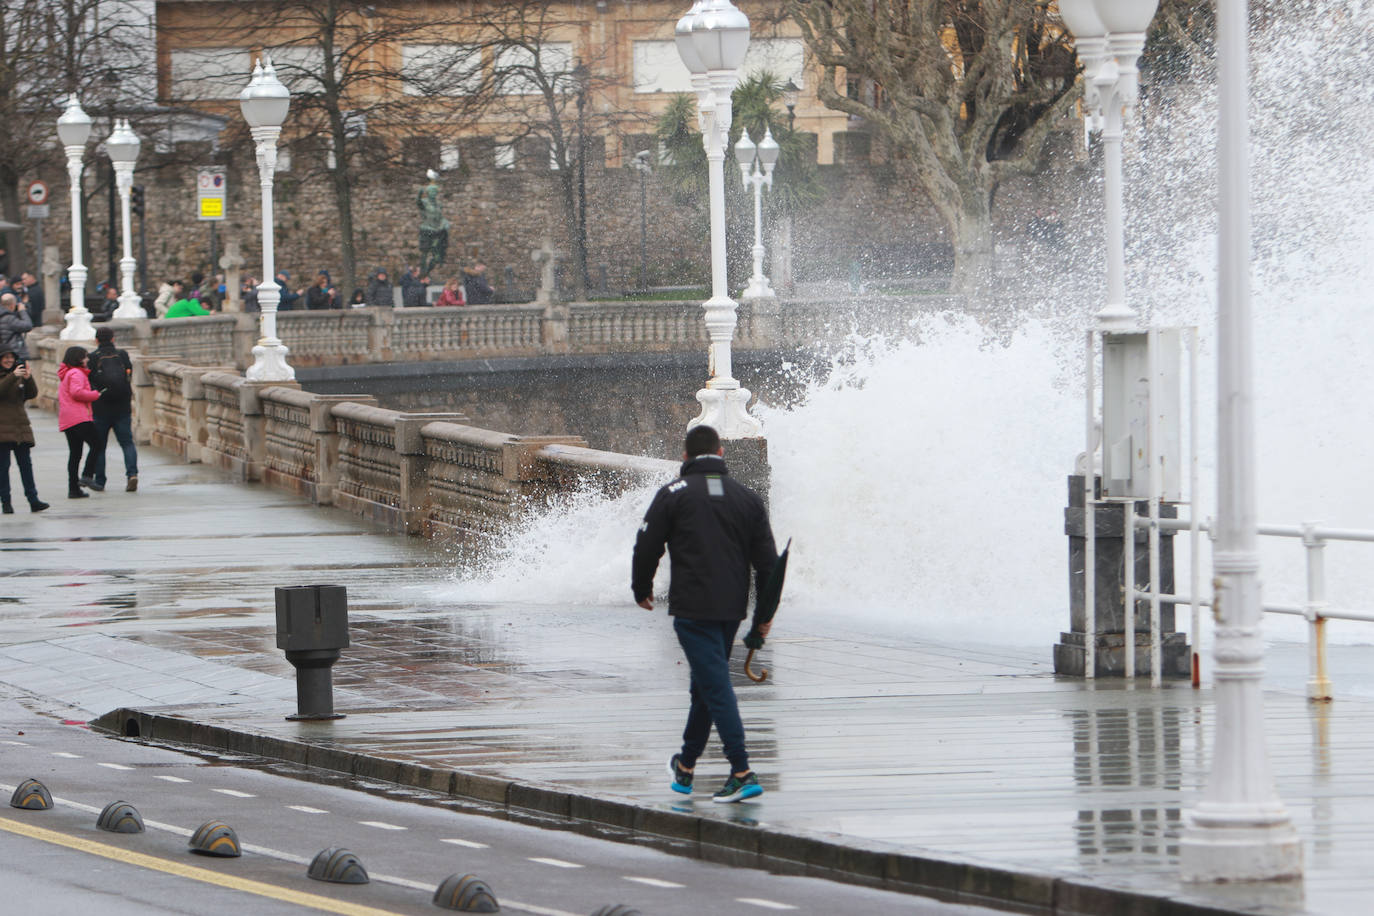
[{"x1": 2, "y1": 423, "x2": 1371, "y2": 915}]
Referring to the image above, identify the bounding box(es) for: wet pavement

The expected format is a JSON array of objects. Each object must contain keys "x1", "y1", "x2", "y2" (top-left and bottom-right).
[{"x1": 3, "y1": 423, "x2": 1373, "y2": 915}]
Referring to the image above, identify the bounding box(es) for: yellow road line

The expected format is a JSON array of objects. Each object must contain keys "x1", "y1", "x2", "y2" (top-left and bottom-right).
[{"x1": 0, "y1": 815, "x2": 412, "y2": 916}]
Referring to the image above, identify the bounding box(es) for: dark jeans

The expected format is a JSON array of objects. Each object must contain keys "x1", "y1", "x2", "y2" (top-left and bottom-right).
[
  {"x1": 674, "y1": 617, "x2": 749, "y2": 774},
  {"x1": 0, "y1": 442, "x2": 39, "y2": 504},
  {"x1": 64, "y1": 421, "x2": 98, "y2": 491},
  {"x1": 85, "y1": 411, "x2": 138, "y2": 486}
]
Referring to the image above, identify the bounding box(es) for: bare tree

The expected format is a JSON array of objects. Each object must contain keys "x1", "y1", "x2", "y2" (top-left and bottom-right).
[
  {"x1": 0, "y1": 0, "x2": 151, "y2": 274},
  {"x1": 166, "y1": 1, "x2": 488, "y2": 293},
  {"x1": 785, "y1": 1, "x2": 1077, "y2": 293},
  {"x1": 460, "y1": 0, "x2": 642, "y2": 299}
]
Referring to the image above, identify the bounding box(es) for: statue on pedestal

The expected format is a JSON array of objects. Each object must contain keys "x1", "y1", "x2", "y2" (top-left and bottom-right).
[{"x1": 417, "y1": 169, "x2": 450, "y2": 277}]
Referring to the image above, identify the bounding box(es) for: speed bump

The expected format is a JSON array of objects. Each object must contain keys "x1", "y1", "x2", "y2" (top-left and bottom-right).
[
  {"x1": 9, "y1": 778, "x2": 53, "y2": 810},
  {"x1": 307, "y1": 847, "x2": 369, "y2": 884},
  {"x1": 432, "y1": 873, "x2": 500, "y2": 912},
  {"x1": 189, "y1": 820, "x2": 242, "y2": 857},
  {"x1": 97, "y1": 800, "x2": 145, "y2": 833}
]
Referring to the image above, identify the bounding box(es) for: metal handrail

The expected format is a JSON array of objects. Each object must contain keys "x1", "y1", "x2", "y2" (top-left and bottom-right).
[{"x1": 1128, "y1": 513, "x2": 1374, "y2": 700}]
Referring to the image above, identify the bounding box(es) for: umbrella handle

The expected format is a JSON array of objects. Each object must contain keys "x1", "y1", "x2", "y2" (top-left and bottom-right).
[{"x1": 744, "y1": 647, "x2": 769, "y2": 683}]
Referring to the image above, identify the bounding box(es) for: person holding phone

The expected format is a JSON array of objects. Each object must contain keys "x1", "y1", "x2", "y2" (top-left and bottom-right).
[{"x1": 0, "y1": 349, "x2": 49, "y2": 513}]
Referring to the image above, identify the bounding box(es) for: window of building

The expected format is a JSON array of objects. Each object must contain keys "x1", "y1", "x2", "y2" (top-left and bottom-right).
[
  {"x1": 495, "y1": 42, "x2": 573, "y2": 95},
  {"x1": 632, "y1": 37, "x2": 805, "y2": 94},
  {"x1": 402, "y1": 43, "x2": 484, "y2": 96},
  {"x1": 495, "y1": 142, "x2": 517, "y2": 169},
  {"x1": 267, "y1": 44, "x2": 328, "y2": 93},
  {"x1": 440, "y1": 143, "x2": 460, "y2": 171},
  {"x1": 169, "y1": 47, "x2": 250, "y2": 100}
]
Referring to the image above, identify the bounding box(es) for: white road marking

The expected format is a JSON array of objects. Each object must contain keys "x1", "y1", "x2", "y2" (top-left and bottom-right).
[
  {"x1": 52, "y1": 752, "x2": 82, "y2": 758},
  {"x1": 737, "y1": 899, "x2": 798, "y2": 910},
  {"x1": 2, "y1": 741, "x2": 31, "y2": 746},
  {"x1": 440, "y1": 838, "x2": 490, "y2": 849},
  {"x1": 153, "y1": 775, "x2": 190, "y2": 783},
  {"x1": 211, "y1": 789, "x2": 256, "y2": 798},
  {"x1": 286, "y1": 805, "x2": 329, "y2": 814},
  {"x1": 97, "y1": 762, "x2": 133, "y2": 771},
  {"x1": 624, "y1": 876, "x2": 685, "y2": 889},
  {"x1": 359, "y1": 820, "x2": 406, "y2": 831},
  {"x1": 529, "y1": 857, "x2": 583, "y2": 869}
]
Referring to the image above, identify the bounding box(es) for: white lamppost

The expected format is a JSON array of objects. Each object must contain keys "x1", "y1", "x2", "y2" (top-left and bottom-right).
[
  {"x1": 106, "y1": 119, "x2": 144, "y2": 319},
  {"x1": 735, "y1": 126, "x2": 778, "y2": 300},
  {"x1": 1060, "y1": 0, "x2": 1158, "y2": 328},
  {"x1": 675, "y1": 0, "x2": 762, "y2": 439},
  {"x1": 56, "y1": 96, "x2": 94, "y2": 340},
  {"x1": 1180, "y1": 0, "x2": 1302, "y2": 882},
  {"x1": 239, "y1": 57, "x2": 295, "y2": 382}
]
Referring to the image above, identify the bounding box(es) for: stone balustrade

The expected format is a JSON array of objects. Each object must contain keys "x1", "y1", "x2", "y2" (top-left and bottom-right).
[
  {"x1": 24, "y1": 293, "x2": 962, "y2": 385},
  {"x1": 126, "y1": 357, "x2": 676, "y2": 541}
]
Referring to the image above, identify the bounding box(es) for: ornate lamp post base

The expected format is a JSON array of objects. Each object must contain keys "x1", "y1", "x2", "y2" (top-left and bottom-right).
[
  {"x1": 1180, "y1": 819, "x2": 1302, "y2": 883},
  {"x1": 741, "y1": 274, "x2": 776, "y2": 300},
  {"x1": 691, "y1": 383, "x2": 762, "y2": 440},
  {"x1": 60, "y1": 266, "x2": 94, "y2": 340},
  {"x1": 246, "y1": 338, "x2": 295, "y2": 382}
]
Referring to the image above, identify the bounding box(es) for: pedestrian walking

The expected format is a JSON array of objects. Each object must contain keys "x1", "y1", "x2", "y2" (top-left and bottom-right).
[
  {"x1": 84, "y1": 326, "x2": 139, "y2": 493},
  {"x1": 0, "y1": 349, "x2": 49, "y2": 513},
  {"x1": 0, "y1": 292, "x2": 33, "y2": 361},
  {"x1": 631, "y1": 425, "x2": 777, "y2": 803},
  {"x1": 57, "y1": 346, "x2": 101, "y2": 499}
]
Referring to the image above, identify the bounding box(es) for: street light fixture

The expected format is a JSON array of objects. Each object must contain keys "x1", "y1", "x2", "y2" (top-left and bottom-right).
[
  {"x1": 675, "y1": 0, "x2": 763, "y2": 440},
  {"x1": 240, "y1": 56, "x2": 295, "y2": 382},
  {"x1": 1060, "y1": 0, "x2": 1157, "y2": 328},
  {"x1": 106, "y1": 119, "x2": 145, "y2": 319},
  {"x1": 1178, "y1": 0, "x2": 1302, "y2": 883},
  {"x1": 734, "y1": 127, "x2": 778, "y2": 299},
  {"x1": 781, "y1": 79, "x2": 800, "y2": 131},
  {"x1": 56, "y1": 96, "x2": 95, "y2": 340}
]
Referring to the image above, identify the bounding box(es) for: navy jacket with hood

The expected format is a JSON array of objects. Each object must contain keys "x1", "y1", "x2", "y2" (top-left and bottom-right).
[{"x1": 632, "y1": 454, "x2": 777, "y2": 621}]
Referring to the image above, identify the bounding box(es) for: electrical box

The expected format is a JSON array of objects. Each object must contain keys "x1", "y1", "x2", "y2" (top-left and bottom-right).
[{"x1": 1101, "y1": 329, "x2": 1181, "y2": 500}]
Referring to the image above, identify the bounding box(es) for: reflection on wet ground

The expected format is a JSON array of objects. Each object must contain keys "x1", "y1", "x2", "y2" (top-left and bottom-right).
[{"x1": 2, "y1": 431, "x2": 1373, "y2": 914}]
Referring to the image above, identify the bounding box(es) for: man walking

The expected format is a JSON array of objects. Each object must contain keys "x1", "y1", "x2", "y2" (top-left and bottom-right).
[
  {"x1": 83, "y1": 326, "x2": 138, "y2": 492},
  {"x1": 632, "y1": 425, "x2": 777, "y2": 803}
]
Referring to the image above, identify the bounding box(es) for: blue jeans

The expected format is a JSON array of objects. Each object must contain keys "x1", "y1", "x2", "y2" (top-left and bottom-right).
[
  {"x1": 0, "y1": 443, "x2": 39, "y2": 504},
  {"x1": 85, "y1": 412, "x2": 138, "y2": 486},
  {"x1": 674, "y1": 617, "x2": 749, "y2": 774}
]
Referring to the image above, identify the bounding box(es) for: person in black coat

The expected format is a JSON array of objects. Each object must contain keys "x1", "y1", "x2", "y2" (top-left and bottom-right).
[
  {"x1": 632, "y1": 425, "x2": 777, "y2": 803},
  {"x1": 399, "y1": 265, "x2": 428, "y2": 307},
  {"x1": 462, "y1": 261, "x2": 495, "y2": 304},
  {"x1": 304, "y1": 273, "x2": 338, "y2": 310},
  {"x1": 364, "y1": 268, "x2": 392, "y2": 308}
]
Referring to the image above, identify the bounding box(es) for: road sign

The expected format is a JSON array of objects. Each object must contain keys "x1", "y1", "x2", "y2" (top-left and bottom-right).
[
  {"x1": 196, "y1": 166, "x2": 226, "y2": 222},
  {"x1": 26, "y1": 181, "x2": 48, "y2": 205},
  {"x1": 26, "y1": 205, "x2": 50, "y2": 219}
]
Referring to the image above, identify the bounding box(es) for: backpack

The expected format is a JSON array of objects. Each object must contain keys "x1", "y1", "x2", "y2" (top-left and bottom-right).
[{"x1": 90, "y1": 350, "x2": 131, "y2": 401}]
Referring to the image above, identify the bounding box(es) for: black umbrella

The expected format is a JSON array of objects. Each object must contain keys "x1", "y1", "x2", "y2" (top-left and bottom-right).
[{"x1": 742, "y1": 539, "x2": 791, "y2": 683}]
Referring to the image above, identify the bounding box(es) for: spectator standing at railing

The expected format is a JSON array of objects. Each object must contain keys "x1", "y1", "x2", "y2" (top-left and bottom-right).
[
  {"x1": 0, "y1": 292, "x2": 33, "y2": 361},
  {"x1": 153, "y1": 278, "x2": 181, "y2": 317},
  {"x1": 364, "y1": 268, "x2": 392, "y2": 308},
  {"x1": 241, "y1": 277, "x2": 259, "y2": 312},
  {"x1": 305, "y1": 273, "x2": 338, "y2": 310},
  {"x1": 463, "y1": 261, "x2": 494, "y2": 305},
  {"x1": 436, "y1": 276, "x2": 465, "y2": 307},
  {"x1": 164, "y1": 296, "x2": 210, "y2": 318},
  {"x1": 400, "y1": 265, "x2": 428, "y2": 308},
  {"x1": 275, "y1": 271, "x2": 302, "y2": 311}
]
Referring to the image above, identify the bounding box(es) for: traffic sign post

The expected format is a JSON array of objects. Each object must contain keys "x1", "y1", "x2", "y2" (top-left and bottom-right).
[
  {"x1": 197, "y1": 166, "x2": 227, "y2": 282},
  {"x1": 26, "y1": 181, "x2": 49, "y2": 274}
]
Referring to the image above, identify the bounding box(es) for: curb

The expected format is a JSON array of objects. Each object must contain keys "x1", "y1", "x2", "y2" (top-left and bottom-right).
[{"x1": 92, "y1": 707, "x2": 1244, "y2": 916}]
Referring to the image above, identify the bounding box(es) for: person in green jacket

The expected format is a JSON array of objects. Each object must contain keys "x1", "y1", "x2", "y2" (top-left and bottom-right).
[{"x1": 164, "y1": 297, "x2": 210, "y2": 318}]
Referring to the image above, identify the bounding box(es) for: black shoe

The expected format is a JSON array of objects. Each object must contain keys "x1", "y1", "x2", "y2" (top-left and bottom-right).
[
  {"x1": 712, "y1": 771, "x2": 763, "y2": 803},
  {"x1": 1, "y1": 501, "x2": 12, "y2": 514},
  {"x1": 668, "y1": 754, "x2": 694, "y2": 795},
  {"x1": 87, "y1": 480, "x2": 105, "y2": 492},
  {"x1": 68, "y1": 489, "x2": 88, "y2": 499},
  {"x1": 29, "y1": 500, "x2": 49, "y2": 512}
]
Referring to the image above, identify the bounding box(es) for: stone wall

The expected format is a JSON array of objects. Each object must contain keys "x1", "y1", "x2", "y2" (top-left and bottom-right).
[
  {"x1": 10, "y1": 129, "x2": 1088, "y2": 298},
  {"x1": 123, "y1": 357, "x2": 677, "y2": 542}
]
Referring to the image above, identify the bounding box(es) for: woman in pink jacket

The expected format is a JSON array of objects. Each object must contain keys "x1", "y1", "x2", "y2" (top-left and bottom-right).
[{"x1": 58, "y1": 346, "x2": 102, "y2": 498}]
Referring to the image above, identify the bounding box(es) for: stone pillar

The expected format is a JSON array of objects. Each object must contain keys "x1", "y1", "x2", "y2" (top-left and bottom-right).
[
  {"x1": 367, "y1": 307, "x2": 395, "y2": 362},
  {"x1": 41, "y1": 245, "x2": 64, "y2": 328},
  {"x1": 310, "y1": 394, "x2": 375, "y2": 505},
  {"x1": 394, "y1": 413, "x2": 469, "y2": 536},
  {"x1": 541, "y1": 301, "x2": 569, "y2": 353},
  {"x1": 130, "y1": 355, "x2": 177, "y2": 446},
  {"x1": 1055, "y1": 475, "x2": 1191, "y2": 678},
  {"x1": 232, "y1": 313, "x2": 259, "y2": 371},
  {"x1": 219, "y1": 239, "x2": 245, "y2": 313},
  {"x1": 240, "y1": 380, "x2": 300, "y2": 481}
]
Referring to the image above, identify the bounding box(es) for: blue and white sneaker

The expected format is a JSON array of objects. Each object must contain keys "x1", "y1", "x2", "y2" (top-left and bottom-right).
[
  {"x1": 668, "y1": 754, "x2": 694, "y2": 795},
  {"x1": 712, "y1": 771, "x2": 763, "y2": 803}
]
